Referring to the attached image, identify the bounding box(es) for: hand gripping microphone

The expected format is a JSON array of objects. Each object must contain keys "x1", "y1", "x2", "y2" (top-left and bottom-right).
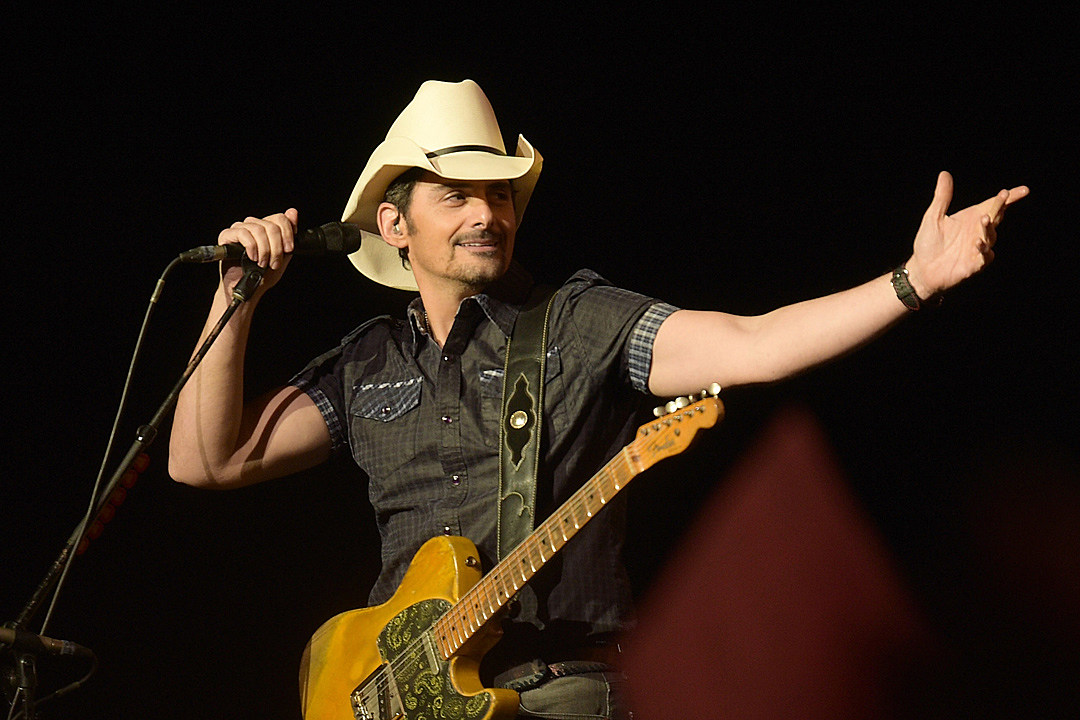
[{"x1": 178, "y1": 222, "x2": 363, "y2": 263}]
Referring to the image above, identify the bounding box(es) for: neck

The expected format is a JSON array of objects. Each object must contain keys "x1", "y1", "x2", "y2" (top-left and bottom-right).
[{"x1": 417, "y1": 282, "x2": 485, "y2": 348}]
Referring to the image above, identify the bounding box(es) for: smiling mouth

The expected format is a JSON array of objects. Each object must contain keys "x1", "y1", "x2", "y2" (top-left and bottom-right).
[{"x1": 455, "y1": 231, "x2": 501, "y2": 249}]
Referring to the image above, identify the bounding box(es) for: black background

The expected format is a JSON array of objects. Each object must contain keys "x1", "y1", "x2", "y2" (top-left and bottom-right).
[{"x1": 5, "y1": 6, "x2": 1077, "y2": 718}]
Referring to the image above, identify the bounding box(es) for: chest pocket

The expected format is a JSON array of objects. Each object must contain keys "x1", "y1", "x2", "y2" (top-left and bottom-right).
[
  {"x1": 348, "y1": 376, "x2": 423, "y2": 478},
  {"x1": 478, "y1": 345, "x2": 564, "y2": 449}
]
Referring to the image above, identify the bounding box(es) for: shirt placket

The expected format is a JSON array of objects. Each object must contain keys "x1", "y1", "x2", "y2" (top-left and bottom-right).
[{"x1": 432, "y1": 303, "x2": 480, "y2": 538}]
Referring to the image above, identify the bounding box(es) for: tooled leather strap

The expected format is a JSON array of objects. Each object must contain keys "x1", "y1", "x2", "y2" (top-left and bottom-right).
[{"x1": 497, "y1": 284, "x2": 558, "y2": 561}]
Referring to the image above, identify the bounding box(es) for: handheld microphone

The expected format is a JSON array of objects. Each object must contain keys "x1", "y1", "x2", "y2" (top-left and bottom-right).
[{"x1": 179, "y1": 222, "x2": 362, "y2": 263}]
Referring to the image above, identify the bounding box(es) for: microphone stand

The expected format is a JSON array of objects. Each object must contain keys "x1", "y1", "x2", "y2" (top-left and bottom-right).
[{"x1": 3, "y1": 260, "x2": 266, "y2": 718}]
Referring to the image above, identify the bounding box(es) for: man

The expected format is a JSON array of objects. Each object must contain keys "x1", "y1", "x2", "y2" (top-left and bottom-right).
[{"x1": 169, "y1": 80, "x2": 1026, "y2": 718}]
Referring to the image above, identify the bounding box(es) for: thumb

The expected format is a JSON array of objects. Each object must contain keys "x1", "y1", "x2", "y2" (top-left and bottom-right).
[
  {"x1": 285, "y1": 207, "x2": 299, "y2": 228},
  {"x1": 927, "y1": 171, "x2": 954, "y2": 220}
]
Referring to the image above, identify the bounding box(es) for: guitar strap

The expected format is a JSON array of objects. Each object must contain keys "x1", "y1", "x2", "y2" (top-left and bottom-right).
[{"x1": 497, "y1": 283, "x2": 559, "y2": 561}]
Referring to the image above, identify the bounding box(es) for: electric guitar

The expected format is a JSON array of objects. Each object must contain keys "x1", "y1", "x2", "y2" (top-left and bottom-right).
[{"x1": 299, "y1": 387, "x2": 724, "y2": 720}]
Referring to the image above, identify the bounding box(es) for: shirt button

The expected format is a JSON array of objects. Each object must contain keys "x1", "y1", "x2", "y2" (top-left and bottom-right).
[
  {"x1": 442, "y1": 526, "x2": 453, "y2": 535},
  {"x1": 441, "y1": 415, "x2": 454, "y2": 424},
  {"x1": 442, "y1": 354, "x2": 453, "y2": 362},
  {"x1": 451, "y1": 475, "x2": 461, "y2": 486}
]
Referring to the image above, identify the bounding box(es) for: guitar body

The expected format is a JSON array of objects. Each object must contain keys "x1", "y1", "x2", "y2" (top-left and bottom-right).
[
  {"x1": 299, "y1": 535, "x2": 519, "y2": 720},
  {"x1": 299, "y1": 392, "x2": 724, "y2": 719}
]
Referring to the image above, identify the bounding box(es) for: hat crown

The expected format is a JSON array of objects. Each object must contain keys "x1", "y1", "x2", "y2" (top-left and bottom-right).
[{"x1": 386, "y1": 79, "x2": 507, "y2": 155}]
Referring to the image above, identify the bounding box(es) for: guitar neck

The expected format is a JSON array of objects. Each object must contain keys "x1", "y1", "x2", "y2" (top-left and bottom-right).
[
  {"x1": 432, "y1": 446, "x2": 639, "y2": 659},
  {"x1": 430, "y1": 393, "x2": 723, "y2": 660}
]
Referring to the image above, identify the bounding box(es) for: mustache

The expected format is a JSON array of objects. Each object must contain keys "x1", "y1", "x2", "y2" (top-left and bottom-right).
[{"x1": 453, "y1": 229, "x2": 502, "y2": 245}]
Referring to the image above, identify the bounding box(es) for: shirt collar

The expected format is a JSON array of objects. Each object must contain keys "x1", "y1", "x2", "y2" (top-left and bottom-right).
[{"x1": 404, "y1": 260, "x2": 535, "y2": 356}]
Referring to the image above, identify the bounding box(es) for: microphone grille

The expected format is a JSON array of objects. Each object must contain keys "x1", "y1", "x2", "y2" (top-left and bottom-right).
[{"x1": 320, "y1": 222, "x2": 363, "y2": 254}]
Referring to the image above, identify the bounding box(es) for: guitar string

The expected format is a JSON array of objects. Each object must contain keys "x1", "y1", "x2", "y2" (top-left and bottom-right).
[
  {"x1": 359, "y1": 449, "x2": 638, "y2": 702},
  {"x1": 360, "y1": 477, "x2": 618, "y2": 700},
  {"x1": 351, "y1": 404, "x2": 715, "y2": 708},
  {"x1": 354, "y1": 408, "x2": 708, "y2": 702}
]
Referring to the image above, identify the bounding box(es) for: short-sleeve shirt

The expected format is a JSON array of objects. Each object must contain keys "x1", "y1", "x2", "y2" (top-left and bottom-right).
[{"x1": 291, "y1": 262, "x2": 677, "y2": 650}]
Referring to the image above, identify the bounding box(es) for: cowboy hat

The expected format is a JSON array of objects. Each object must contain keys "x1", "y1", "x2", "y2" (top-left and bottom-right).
[{"x1": 342, "y1": 79, "x2": 542, "y2": 290}]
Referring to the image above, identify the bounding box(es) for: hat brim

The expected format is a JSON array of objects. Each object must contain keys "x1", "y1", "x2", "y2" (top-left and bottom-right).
[{"x1": 342, "y1": 135, "x2": 541, "y2": 291}]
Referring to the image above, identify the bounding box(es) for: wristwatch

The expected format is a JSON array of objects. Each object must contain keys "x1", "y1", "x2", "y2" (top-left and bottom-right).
[{"x1": 890, "y1": 265, "x2": 940, "y2": 311}]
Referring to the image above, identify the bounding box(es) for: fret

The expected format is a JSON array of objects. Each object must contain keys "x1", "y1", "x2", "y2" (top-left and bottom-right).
[
  {"x1": 451, "y1": 399, "x2": 716, "y2": 660},
  {"x1": 542, "y1": 524, "x2": 559, "y2": 554},
  {"x1": 300, "y1": 395, "x2": 723, "y2": 719}
]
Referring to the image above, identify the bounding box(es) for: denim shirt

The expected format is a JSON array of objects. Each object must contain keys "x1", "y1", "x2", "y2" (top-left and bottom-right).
[{"x1": 291, "y1": 264, "x2": 677, "y2": 645}]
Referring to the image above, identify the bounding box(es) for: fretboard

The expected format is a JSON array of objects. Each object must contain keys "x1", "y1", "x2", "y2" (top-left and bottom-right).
[
  {"x1": 429, "y1": 392, "x2": 722, "y2": 660},
  {"x1": 431, "y1": 445, "x2": 643, "y2": 659}
]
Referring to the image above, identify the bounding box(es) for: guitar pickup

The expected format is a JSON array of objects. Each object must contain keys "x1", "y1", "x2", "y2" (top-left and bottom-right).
[{"x1": 351, "y1": 662, "x2": 403, "y2": 720}]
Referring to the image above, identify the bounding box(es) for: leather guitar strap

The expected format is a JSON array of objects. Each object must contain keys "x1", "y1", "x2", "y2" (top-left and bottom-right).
[{"x1": 497, "y1": 284, "x2": 558, "y2": 561}]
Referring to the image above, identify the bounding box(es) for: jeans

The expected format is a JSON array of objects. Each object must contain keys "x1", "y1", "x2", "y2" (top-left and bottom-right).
[{"x1": 515, "y1": 671, "x2": 630, "y2": 719}]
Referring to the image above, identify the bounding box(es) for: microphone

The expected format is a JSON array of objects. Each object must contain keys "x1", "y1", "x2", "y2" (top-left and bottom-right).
[
  {"x1": 179, "y1": 221, "x2": 363, "y2": 263},
  {"x1": 0, "y1": 627, "x2": 96, "y2": 662}
]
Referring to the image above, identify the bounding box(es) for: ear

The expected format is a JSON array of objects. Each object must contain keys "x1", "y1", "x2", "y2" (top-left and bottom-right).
[{"x1": 376, "y1": 202, "x2": 408, "y2": 249}]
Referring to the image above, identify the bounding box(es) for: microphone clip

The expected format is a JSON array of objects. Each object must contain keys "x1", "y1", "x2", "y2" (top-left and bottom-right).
[{"x1": 231, "y1": 258, "x2": 265, "y2": 303}]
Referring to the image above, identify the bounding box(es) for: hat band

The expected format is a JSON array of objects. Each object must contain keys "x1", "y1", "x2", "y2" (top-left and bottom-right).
[{"x1": 425, "y1": 144, "x2": 506, "y2": 158}]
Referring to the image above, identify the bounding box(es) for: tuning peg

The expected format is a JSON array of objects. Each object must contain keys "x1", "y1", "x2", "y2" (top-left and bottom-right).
[
  {"x1": 701, "y1": 382, "x2": 721, "y2": 398},
  {"x1": 652, "y1": 405, "x2": 666, "y2": 418}
]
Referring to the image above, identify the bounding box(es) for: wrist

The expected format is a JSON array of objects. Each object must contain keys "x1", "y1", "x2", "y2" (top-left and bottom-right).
[
  {"x1": 901, "y1": 258, "x2": 936, "y2": 299},
  {"x1": 890, "y1": 264, "x2": 941, "y2": 312}
]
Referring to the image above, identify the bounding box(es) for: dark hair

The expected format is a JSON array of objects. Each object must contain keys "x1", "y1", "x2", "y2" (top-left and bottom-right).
[{"x1": 383, "y1": 167, "x2": 425, "y2": 268}]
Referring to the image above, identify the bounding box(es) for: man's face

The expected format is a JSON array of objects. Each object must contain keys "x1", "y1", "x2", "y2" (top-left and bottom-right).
[{"x1": 397, "y1": 172, "x2": 517, "y2": 294}]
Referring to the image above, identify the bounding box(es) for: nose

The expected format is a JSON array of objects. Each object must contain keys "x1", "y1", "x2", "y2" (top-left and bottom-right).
[{"x1": 469, "y1": 197, "x2": 494, "y2": 228}]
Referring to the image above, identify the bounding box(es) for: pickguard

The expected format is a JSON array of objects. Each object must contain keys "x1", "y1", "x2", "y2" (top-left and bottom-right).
[{"x1": 351, "y1": 599, "x2": 493, "y2": 720}]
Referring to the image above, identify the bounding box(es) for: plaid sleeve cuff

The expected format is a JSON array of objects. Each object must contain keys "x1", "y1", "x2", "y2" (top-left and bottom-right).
[
  {"x1": 627, "y1": 302, "x2": 679, "y2": 393},
  {"x1": 292, "y1": 378, "x2": 348, "y2": 452}
]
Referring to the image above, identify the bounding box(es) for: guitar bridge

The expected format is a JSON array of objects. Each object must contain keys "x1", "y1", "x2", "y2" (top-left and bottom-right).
[{"x1": 351, "y1": 662, "x2": 403, "y2": 720}]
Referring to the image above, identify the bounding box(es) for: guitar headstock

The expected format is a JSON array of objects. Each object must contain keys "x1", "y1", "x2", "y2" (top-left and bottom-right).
[{"x1": 632, "y1": 384, "x2": 725, "y2": 468}]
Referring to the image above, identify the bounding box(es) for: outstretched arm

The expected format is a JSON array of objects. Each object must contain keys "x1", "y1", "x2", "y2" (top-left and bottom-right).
[{"x1": 647, "y1": 172, "x2": 1029, "y2": 397}]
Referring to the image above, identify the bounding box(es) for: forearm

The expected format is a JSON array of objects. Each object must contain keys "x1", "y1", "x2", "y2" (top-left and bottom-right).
[
  {"x1": 735, "y1": 271, "x2": 907, "y2": 380},
  {"x1": 168, "y1": 285, "x2": 258, "y2": 487},
  {"x1": 648, "y1": 174, "x2": 1027, "y2": 398},
  {"x1": 649, "y1": 272, "x2": 909, "y2": 396}
]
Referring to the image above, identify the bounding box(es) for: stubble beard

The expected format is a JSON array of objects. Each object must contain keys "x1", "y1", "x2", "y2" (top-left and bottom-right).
[{"x1": 448, "y1": 229, "x2": 511, "y2": 290}]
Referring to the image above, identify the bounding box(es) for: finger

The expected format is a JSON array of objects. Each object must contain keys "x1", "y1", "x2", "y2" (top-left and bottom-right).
[
  {"x1": 219, "y1": 223, "x2": 264, "y2": 264},
  {"x1": 248, "y1": 216, "x2": 291, "y2": 269},
  {"x1": 926, "y1": 170, "x2": 954, "y2": 220},
  {"x1": 270, "y1": 211, "x2": 299, "y2": 266},
  {"x1": 266, "y1": 210, "x2": 297, "y2": 251},
  {"x1": 242, "y1": 217, "x2": 276, "y2": 266},
  {"x1": 985, "y1": 190, "x2": 1008, "y2": 226},
  {"x1": 978, "y1": 215, "x2": 996, "y2": 250},
  {"x1": 1004, "y1": 185, "x2": 1030, "y2": 206}
]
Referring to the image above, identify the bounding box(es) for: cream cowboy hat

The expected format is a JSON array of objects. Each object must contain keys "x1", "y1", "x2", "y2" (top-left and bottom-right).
[{"x1": 342, "y1": 79, "x2": 542, "y2": 290}]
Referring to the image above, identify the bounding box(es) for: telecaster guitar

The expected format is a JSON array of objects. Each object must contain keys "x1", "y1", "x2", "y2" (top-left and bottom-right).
[{"x1": 299, "y1": 387, "x2": 724, "y2": 720}]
